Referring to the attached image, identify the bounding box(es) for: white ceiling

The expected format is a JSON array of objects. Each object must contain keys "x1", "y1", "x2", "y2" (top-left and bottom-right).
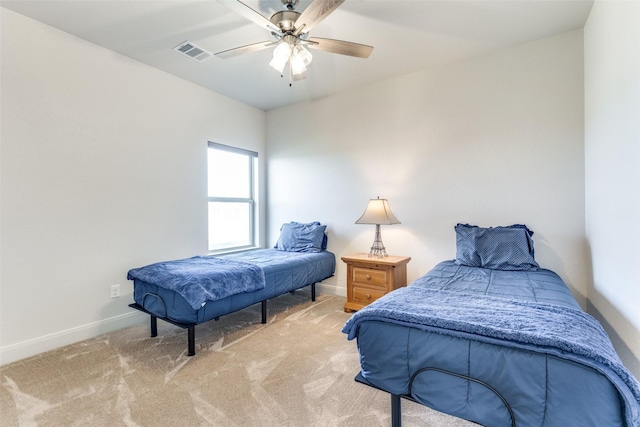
[{"x1": 1, "y1": 0, "x2": 593, "y2": 111}]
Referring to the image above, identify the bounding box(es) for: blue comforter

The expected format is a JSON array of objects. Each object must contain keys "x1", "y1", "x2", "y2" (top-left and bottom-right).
[
  {"x1": 343, "y1": 282, "x2": 640, "y2": 425},
  {"x1": 127, "y1": 256, "x2": 265, "y2": 310}
]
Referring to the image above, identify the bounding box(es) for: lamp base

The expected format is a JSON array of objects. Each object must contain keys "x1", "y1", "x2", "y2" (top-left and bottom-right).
[{"x1": 368, "y1": 224, "x2": 389, "y2": 258}]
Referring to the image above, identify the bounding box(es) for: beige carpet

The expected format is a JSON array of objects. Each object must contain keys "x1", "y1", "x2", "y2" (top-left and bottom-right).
[{"x1": 1, "y1": 292, "x2": 475, "y2": 426}]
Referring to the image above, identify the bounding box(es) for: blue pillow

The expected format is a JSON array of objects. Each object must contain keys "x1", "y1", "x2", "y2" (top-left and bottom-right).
[
  {"x1": 455, "y1": 223, "x2": 539, "y2": 271},
  {"x1": 275, "y1": 221, "x2": 327, "y2": 253}
]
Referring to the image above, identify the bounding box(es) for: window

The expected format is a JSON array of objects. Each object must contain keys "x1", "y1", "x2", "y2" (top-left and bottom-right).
[{"x1": 207, "y1": 142, "x2": 258, "y2": 252}]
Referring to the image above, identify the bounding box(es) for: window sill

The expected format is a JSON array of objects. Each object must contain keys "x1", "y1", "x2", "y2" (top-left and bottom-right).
[{"x1": 208, "y1": 246, "x2": 264, "y2": 256}]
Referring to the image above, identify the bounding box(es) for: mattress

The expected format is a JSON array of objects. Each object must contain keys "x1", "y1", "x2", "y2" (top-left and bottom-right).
[
  {"x1": 132, "y1": 249, "x2": 335, "y2": 324},
  {"x1": 343, "y1": 261, "x2": 640, "y2": 426}
]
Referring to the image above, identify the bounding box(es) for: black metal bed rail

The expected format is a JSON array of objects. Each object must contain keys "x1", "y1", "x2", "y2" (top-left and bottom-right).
[
  {"x1": 129, "y1": 301, "x2": 200, "y2": 356},
  {"x1": 129, "y1": 282, "x2": 317, "y2": 356},
  {"x1": 355, "y1": 367, "x2": 515, "y2": 427},
  {"x1": 408, "y1": 367, "x2": 516, "y2": 427}
]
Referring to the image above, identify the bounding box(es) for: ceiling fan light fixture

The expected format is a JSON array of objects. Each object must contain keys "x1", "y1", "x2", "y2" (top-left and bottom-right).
[
  {"x1": 269, "y1": 42, "x2": 292, "y2": 73},
  {"x1": 291, "y1": 70, "x2": 307, "y2": 81},
  {"x1": 290, "y1": 53, "x2": 307, "y2": 78},
  {"x1": 293, "y1": 44, "x2": 312, "y2": 66}
]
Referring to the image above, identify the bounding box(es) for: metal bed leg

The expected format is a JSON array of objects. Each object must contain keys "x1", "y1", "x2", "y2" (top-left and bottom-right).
[
  {"x1": 311, "y1": 282, "x2": 316, "y2": 301},
  {"x1": 187, "y1": 326, "x2": 195, "y2": 356},
  {"x1": 261, "y1": 300, "x2": 267, "y2": 324},
  {"x1": 391, "y1": 394, "x2": 402, "y2": 427},
  {"x1": 150, "y1": 315, "x2": 158, "y2": 337}
]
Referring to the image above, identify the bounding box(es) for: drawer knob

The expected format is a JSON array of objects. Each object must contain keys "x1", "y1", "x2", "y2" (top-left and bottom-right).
[
  {"x1": 366, "y1": 293, "x2": 371, "y2": 300},
  {"x1": 365, "y1": 274, "x2": 371, "y2": 280}
]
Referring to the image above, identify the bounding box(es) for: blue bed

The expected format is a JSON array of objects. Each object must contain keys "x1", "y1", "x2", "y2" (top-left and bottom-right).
[
  {"x1": 342, "y1": 225, "x2": 640, "y2": 426},
  {"x1": 128, "y1": 222, "x2": 336, "y2": 356}
]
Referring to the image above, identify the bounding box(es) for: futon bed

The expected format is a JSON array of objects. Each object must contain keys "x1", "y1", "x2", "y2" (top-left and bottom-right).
[
  {"x1": 128, "y1": 222, "x2": 335, "y2": 356},
  {"x1": 343, "y1": 224, "x2": 640, "y2": 427}
]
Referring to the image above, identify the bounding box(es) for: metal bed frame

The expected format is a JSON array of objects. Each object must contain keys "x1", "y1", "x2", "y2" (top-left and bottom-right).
[
  {"x1": 129, "y1": 282, "x2": 317, "y2": 356},
  {"x1": 355, "y1": 366, "x2": 516, "y2": 427}
]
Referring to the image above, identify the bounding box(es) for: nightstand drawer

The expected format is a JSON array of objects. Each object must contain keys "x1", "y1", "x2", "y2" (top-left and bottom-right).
[
  {"x1": 352, "y1": 286, "x2": 386, "y2": 305},
  {"x1": 352, "y1": 267, "x2": 387, "y2": 287}
]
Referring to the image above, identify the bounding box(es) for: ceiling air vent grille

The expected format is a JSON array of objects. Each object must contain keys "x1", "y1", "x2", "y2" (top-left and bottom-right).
[{"x1": 173, "y1": 41, "x2": 212, "y2": 62}]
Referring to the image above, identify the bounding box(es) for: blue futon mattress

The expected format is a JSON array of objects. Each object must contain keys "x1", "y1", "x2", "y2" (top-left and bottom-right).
[{"x1": 132, "y1": 249, "x2": 335, "y2": 324}]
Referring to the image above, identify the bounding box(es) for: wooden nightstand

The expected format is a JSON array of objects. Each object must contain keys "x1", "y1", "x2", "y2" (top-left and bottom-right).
[{"x1": 342, "y1": 253, "x2": 411, "y2": 312}]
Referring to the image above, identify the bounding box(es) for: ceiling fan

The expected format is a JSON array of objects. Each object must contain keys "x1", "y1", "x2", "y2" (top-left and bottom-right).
[{"x1": 215, "y1": 0, "x2": 373, "y2": 83}]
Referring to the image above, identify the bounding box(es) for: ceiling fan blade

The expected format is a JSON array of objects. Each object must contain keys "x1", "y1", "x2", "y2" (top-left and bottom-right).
[
  {"x1": 293, "y1": 0, "x2": 345, "y2": 36},
  {"x1": 215, "y1": 41, "x2": 277, "y2": 59},
  {"x1": 217, "y1": 0, "x2": 283, "y2": 35},
  {"x1": 306, "y1": 37, "x2": 373, "y2": 58}
]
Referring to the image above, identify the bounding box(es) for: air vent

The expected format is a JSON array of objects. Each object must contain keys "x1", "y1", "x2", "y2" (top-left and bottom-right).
[{"x1": 173, "y1": 41, "x2": 212, "y2": 62}]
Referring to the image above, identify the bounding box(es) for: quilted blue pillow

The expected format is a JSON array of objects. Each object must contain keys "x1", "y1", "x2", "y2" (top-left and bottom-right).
[
  {"x1": 455, "y1": 223, "x2": 539, "y2": 271},
  {"x1": 275, "y1": 221, "x2": 327, "y2": 253}
]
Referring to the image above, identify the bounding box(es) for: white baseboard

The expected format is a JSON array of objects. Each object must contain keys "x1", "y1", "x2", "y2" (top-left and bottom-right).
[
  {"x1": 0, "y1": 311, "x2": 146, "y2": 367},
  {"x1": 317, "y1": 282, "x2": 346, "y2": 297}
]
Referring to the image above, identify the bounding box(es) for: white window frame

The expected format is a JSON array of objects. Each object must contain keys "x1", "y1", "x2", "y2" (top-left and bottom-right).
[{"x1": 207, "y1": 142, "x2": 258, "y2": 253}]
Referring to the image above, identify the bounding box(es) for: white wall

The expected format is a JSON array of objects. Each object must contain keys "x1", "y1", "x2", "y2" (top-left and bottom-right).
[
  {"x1": 6, "y1": 2, "x2": 637, "y2": 380},
  {"x1": 266, "y1": 31, "x2": 586, "y2": 305},
  {"x1": 584, "y1": 0, "x2": 640, "y2": 375},
  {"x1": 0, "y1": 8, "x2": 266, "y2": 365}
]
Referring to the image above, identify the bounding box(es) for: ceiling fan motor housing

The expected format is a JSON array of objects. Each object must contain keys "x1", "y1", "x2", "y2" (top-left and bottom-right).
[{"x1": 270, "y1": 10, "x2": 300, "y2": 33}]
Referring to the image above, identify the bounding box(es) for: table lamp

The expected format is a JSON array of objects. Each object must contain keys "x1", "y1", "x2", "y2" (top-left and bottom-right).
[{"x1": 355, "y1": 197, "x2": 400, "y2": 258}]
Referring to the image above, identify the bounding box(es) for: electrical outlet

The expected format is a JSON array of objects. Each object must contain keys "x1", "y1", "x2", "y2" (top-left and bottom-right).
[{"x1": 110, "y1": 284, "x2": 120, "y2": 299}]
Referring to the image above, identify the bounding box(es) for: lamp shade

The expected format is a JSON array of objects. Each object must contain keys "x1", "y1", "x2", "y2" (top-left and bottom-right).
[{"x1": 355, "y1": 198, "x2": 400, "y2": 225}]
